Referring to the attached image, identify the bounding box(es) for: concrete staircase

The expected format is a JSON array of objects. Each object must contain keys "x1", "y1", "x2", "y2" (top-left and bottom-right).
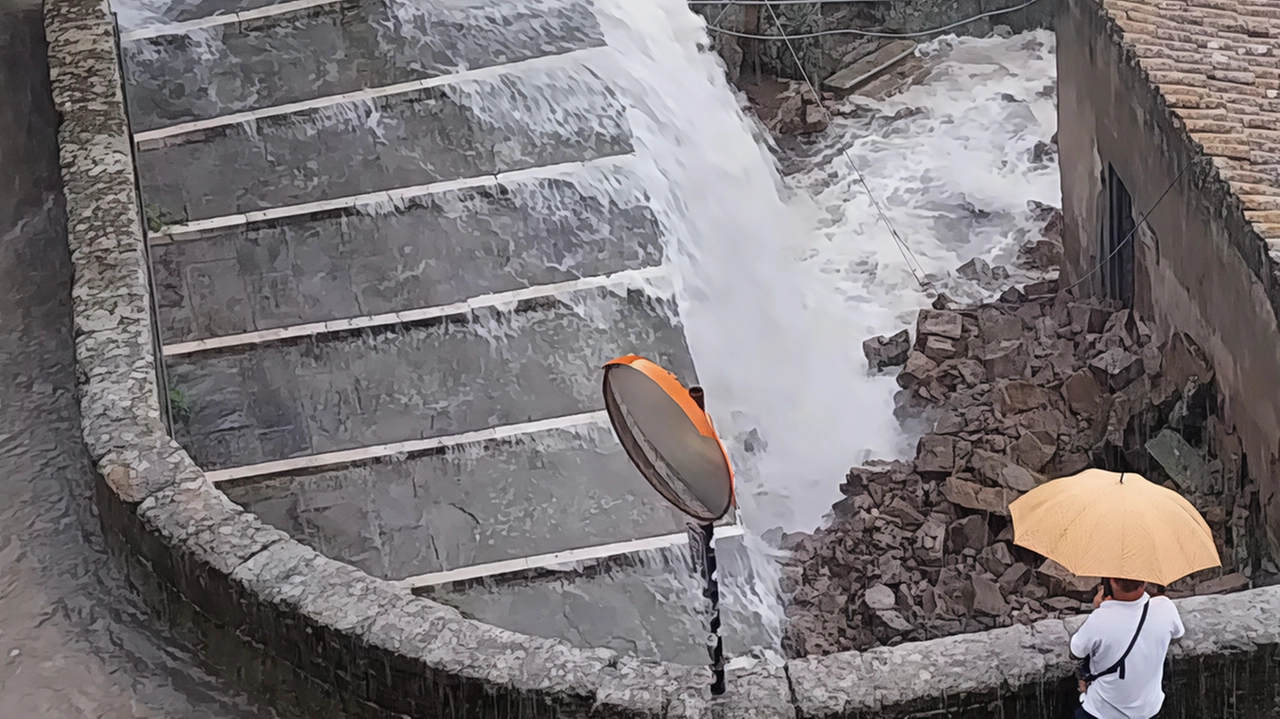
[{"x1": 122, "y1": 0, "x2": 698, "y2": 587}]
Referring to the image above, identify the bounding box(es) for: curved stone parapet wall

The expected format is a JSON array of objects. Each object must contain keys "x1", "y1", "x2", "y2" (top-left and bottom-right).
[{"x1": 43, "y1": 0, "x2": 1280, "y2": 717}]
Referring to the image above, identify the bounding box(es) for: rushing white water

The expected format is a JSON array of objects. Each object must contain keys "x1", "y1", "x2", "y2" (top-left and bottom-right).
[
  {"x1": 582, "y1": 2, "x2": 1060, "y2": 540},
  {"x1": 110, "y1": 0, "x2": 1059, "y2": 665}
]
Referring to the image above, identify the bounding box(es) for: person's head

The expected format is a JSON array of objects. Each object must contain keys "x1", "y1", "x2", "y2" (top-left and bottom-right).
[{"x1": 1107, "y1": 577, "x2": 1146, "y2": 598}]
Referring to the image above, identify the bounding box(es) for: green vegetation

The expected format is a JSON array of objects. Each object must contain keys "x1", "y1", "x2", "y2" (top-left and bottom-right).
[
  {"x1": 143, "y1": 201, "x2": 180, "y2": 234},
  {"x1": 167, "y1": 388, "x2": 191, "y2": 424}
]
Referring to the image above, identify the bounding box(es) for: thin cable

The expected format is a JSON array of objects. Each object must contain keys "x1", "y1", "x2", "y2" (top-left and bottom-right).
[
  {"x1": 709, "y1": 0, "x2": 737, "y2": 28},
  {"x1": 759, "y1": 0, "x2": 931, "y2": 289},
  {"x1": 710, "y1": 0, "x2": 1042, "y2": 40},
  {"x1": 1061, "y1": 161, "x2": 1194, "y2": 295}
]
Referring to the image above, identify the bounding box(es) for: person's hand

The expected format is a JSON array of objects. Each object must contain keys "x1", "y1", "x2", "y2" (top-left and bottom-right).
[
  {"x1": 1092, "y1": 584, "x2": 1106, "y2": 609},
  {"x1": 1078, "y1": 679, "x2": 1088, "y2": 694}
]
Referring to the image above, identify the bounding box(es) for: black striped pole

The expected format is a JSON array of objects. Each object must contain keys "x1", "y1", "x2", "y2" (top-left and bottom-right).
[{"x1": 700, "y1": 521, "x2": 726, "y2": 696}]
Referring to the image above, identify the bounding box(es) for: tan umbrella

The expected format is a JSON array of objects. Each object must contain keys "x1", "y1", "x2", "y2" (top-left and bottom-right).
[{"x1": 1009, "y1": 468, "x2": 1220, "y2": 586}]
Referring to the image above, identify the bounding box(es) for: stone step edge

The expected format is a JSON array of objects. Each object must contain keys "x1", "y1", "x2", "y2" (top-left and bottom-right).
[
  {"x1": 122, "y1": 0, "x2": 370, "y2": 41},
  {"x1": 148, "y1": 153, "x2": 633, "y2": 241},
  {"x1": 133, "y1": 45, "x2": 604, "y2": 144},
  {"x1": 206, "y1": 409, "x2": 612, "y2": 483},
  {"x1": 400, "y1": 523, "x2": 746, "y2": 589},
  {"x1": 162, "y1": 264, "x2": 668, "y2": 355}
]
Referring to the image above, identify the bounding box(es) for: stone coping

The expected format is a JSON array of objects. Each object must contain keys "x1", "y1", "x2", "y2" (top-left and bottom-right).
[{"x1": 44, "y1": 0, "x2": 1280, "y2": 717}]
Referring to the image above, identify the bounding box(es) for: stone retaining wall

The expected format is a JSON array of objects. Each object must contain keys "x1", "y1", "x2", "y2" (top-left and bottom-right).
[
  {"x1": 697, "y1": 0, "x2": 1056, "y2": 86},
  {"x1": 44, "y1": 0, "x2": 1280, "y2": 717}
]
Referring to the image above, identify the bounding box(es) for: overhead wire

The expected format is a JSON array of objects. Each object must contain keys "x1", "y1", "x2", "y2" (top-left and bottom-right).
[
  {"x1": 1060, "y1": 161, "x2": 1195, "y2": 296},
  {"x1": 755, "y1": 0, "x2": 932, "y2": 289},
  {"x1": 707, "y1": 0, "x2": 1044, "y2": 40}
]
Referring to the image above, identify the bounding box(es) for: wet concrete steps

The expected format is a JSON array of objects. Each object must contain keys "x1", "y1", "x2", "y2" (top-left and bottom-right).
[
  {"x1": 151, "y1": 173, "x2": 663, "y2": 345},
  {"x1": 137, "y1": 65, "x2": 630, "y2": 225},
  {"x1": 428, "y1": 533, "x2": 771, "y2": 665},
  {"x1": 220, "y1": 425, "x2": 687, "y2": 581},
  {"x1": 122, "y1": 0, "x2": 603, "y2": 130},
  {"x1": 167, "y1": 287, "x2": 693, "y2": 470},
  {"x1": 127, "y1": 0, "x2": 709, "y2": 602}
]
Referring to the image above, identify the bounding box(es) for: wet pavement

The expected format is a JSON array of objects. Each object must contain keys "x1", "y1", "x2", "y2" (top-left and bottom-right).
[
  {"x1": 131, "y1": 0, "x2": 699, "y2": 630},
  {"x1": 151, "y1": 175, "x2": 663, "y2": 343},
  {"x1": 137, "y1": 67, "x2": 630, "y2": 223},
  {"x1": 169, "y1": 289, "x2": 693, "y2": 469},
  {"x1": 0, "y1": 2, "x2": 289, "y2": 715},
  {"x1": 223, "y1": 425, "x2": 686, "y2": 579},
  {"x1": 122, "y1": 0, "x2": 605, "y2": 129},
  {"x1": 426, "y1": 536, "x2": 775, "y2": 665}
]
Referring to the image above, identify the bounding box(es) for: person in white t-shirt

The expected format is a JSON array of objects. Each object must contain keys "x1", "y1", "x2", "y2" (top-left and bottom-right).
[{"x1": 1069, "y1": 578, "x2": 1185, "y2": 719}]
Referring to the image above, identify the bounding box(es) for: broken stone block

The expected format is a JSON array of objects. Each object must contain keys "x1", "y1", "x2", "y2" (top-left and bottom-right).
[
  {"x1": 941, "y1": 477, "x2": 1013, "y2": 515},
  {"x1": 824, "y1": 39, "x2": 918, "y2": 93},
  {"x1": 924, "y1": 335, "x2": 959, "y2": 361},
  {"x1": 998, "y1": 562, "x2": 1032, "y2": 594},
  {"x1": 978, "y1": 542, "x2": 1015, "y2": 576},
  {"x1": 1037, "y1": 558, "x2": 1097, "y2": 599},
  {"x1": 982, "y1": 340, "x2": 1029, "y2": 379},
  {"x1": 896, "y1": 351, "x2": 938, "y2": 389},
  {"x1": 1069, "y1": 303, "x2": 1109, "y2": 334},
  {"x1": 1088, "y1": 347, "x2": 1144, "y2": 391},
  {"x1": 913, "y1": 516, "x2": 946, "y2": 563},
  {"x1": 915, "y1": 434, "x2": 956, "y2": 476},
  {"x1": 1196, "y1": 573, "x2": 1250, "y2": 595},
  {"x1": 864, "y1": 583, "x2": 897, "y2": 610},
  {"x1": 957, "y1": 258, "x2": 1007, "y2": 286},
  {"x1": 917, "y1": 308, "x2": 964, "y2": 341},
  {"x1": 1160, "y1": 332, "x2": 1213, "y2": 394},
  {"x1": 873, "y1": 608, "x2": 914, "y2": 634},
  {"x1": 864, "y1": 329, "x2": 911, "y2": 370},
  {"x1": 1000, "y1": 286, "x2": 1026, "y2": 303},
  {"x1": 969, "y1": 448, "x2": 1007, "y2": 484},
  {"x1": 947, "y1": 515, "x2": 990, "y2": 553},
  {"x1": 1204, "y1": 505, "x2": 1227, "y2": 528},
  {"x1": 920, "y1": 584, "x2": 939, "y2": 615},
  {"x1": 978, "y1": 309, "x2": 1024, "y2": 346},
  {"x1": 998, "y1": 464, "x2": 1040, "y2": 492},
  {"x1": 954, "y1": 358, "x2": 986, "y2": 386},
  {"x1": 884, "y1": 496, "x2": 925, "y2": 529},
  {"x1": 1100, "y1": 309, "x2": 1137, "y2": 349},
  {"x1": 994, "y1": 380, "x2": 1049, "y2": 415},
  {"x1": 1011, "y1": 431, "x2": 1056, "y2": 472},
  {"x1": 1022, "y1": 277, "x2": 1059, "y2": 297},
  {"x1": 1019, "y1": 238, "x2": 1062, "y2": 271},
  {"x1": 1145, "y1": 429, "x2": 1217, "y2": 495},
  {"x1": 1044, "y1": 596, "x2": 1083, "y2": 612},
  {"x1": 972, "y1": 574, "x2": 1010, "y2": 616},
  {"x1": 1062, "y1": 369, "x2": 1103, "y2": 416}
]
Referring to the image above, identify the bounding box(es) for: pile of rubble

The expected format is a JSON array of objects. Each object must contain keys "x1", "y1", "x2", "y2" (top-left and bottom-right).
[{"x1": 782, "y1": 286, "x2": 1261, "y2": 657}]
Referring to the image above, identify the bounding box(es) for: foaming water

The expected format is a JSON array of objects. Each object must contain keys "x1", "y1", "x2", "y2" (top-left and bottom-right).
[
  {"x1": 581, "y1": 0, "x2": 896, "y2": 539},
  {"x1": 575, "y1": 14, "x2": 1062, "y2": 539},
  {"x1": 774, "y1": 31, "x2": 1061, "y2": 522}
]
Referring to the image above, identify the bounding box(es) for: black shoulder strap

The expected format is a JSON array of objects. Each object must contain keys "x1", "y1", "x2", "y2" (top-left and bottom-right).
[{"x1": 1083, "y1": 599, "x2": 1150, "y2": 682}]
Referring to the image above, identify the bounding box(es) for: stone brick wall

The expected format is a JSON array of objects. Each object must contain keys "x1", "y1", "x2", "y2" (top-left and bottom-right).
[
  {"x1": 1056, "y1": 0, "x2": 1280, "y2": 556},
  {"x1": 695, "y1": 0, "x2": 1056, "y2": 85},
  {"x1": 43, "y1": 0, "x2": 1280, "y2": 715}
]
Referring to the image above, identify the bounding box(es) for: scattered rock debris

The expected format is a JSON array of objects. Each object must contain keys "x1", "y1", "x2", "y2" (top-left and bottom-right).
[{"x1": 784, "y1": 282, "x2": 1263, "y2": 658}]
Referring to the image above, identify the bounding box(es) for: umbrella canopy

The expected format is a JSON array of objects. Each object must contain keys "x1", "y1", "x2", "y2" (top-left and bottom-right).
[{"x1": 1009, "y1": 468, "x2": 1220, "y2": 586}]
